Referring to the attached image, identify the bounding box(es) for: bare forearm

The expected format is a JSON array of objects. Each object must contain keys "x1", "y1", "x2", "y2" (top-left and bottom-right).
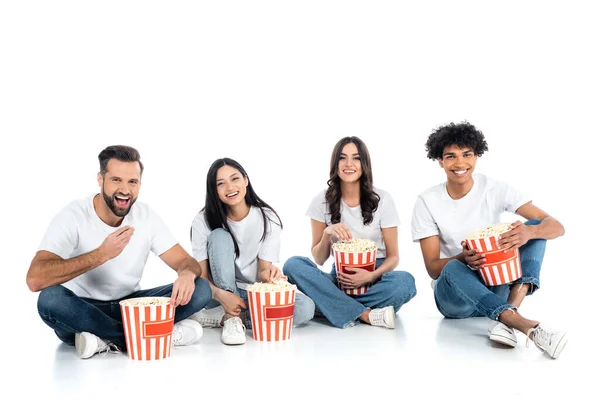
[
  {"x1": 176, "y1": 258, "x2": 203, "y2": 279},
  {"x1": 26, "y1": 249, "x2": 107, "y2": 292},
  {"x1": 311, "y1": 233, "x2": 332, "y2": 266},
  {"x1": 371, "y1": 255, "x2": 398, "y2": 280},
  {"x1": 426, "y1": 253, "x2": 465, "y2": 280},
  {"x1": 529, "y1": 217, "x2": 565, "y2": 240}
]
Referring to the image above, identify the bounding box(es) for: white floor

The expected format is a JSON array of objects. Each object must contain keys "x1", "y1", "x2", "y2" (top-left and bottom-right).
[{"x1": 8, "y1": 281, "x2": 593, "y2": 400}]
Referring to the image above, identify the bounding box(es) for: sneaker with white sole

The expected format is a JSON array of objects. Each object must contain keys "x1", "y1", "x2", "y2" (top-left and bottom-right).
[
  {"x1": 75, "y1": 332, "x2": 120, "y2": 359},
  {"x1": 190, "y1": 306, "x2": 225, "y2": 328},
  {"x1": 172, "y1": 319, "x2": 203, "y2": 346},
  {"x1": 221, "y1": 316, "x2": 246, "y2": 345},
  {"x1": 488, "y1": 321, "x2": 518, "y2": 347},
  {"x1": 368, "y1": 306, "x2": 396, "y2": 329},
  {"x1": 527, "y1": 324, "x2": 568, "y2": 359}
]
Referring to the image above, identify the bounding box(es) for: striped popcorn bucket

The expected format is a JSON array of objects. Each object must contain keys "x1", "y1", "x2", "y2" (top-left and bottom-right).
[
  {"x1": 465, "y1": 235, "x2": 522, "y2": 286},
  {"x1": 333, "y1": 248, "x2": 377, "y2": 295},
  {"x1": 119, "y1": 297, "x2": 175, "y2": 361},
  {"x1": 247, "y1": 288, "x2": 296, "y2": 342}
]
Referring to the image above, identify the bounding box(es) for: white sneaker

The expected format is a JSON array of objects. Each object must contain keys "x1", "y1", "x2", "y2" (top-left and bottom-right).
[
  {"x1": 527, "y1": 324, "x2": 568, "y2": 359},
  {"x1": 488, "y1": 321, "x2": 518, "y2": 347},
  {"x1": 172, "y1": 319, "x2": 203, "y2": 346},
  {"x1": 75, "y1": 332, "x2": 119, "y2": 359},
  {"x1": 221, "y1": 317, "x2": 246, "y2": 345},
  {"x1": 190, "y1": 306, "x2": 225, "y2": 328},
  {"x1": 368, "y1": 306, "x2": 396, "y2": 329}
]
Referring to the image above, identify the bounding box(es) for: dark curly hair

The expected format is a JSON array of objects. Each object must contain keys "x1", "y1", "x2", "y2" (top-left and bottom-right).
[
  {"x1": 326, "y1": 137, "x2": 380, "y2": 225},
  {"x1": 425, "y1": 121, "x2": 489, "y2": 160}
]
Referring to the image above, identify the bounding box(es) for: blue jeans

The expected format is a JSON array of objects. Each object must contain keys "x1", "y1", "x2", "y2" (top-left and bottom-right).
[
  {"x1": 37, "y1": 278, "x2": 211, "y2": 349},
  {"x1": 282, "y1": 256, "x2": 417, "y2": 328},
  {"x1": 434, "y1": 219, "x2": 545, "y2": 320},
  {"x1": 206, "y1": 229, "x2": 315, "y2": 327}
]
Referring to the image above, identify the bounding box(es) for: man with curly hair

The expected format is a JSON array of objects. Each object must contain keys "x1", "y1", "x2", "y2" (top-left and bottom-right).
[{"x1": 411, "y1": 121, "x2": 568, "y2": 359}]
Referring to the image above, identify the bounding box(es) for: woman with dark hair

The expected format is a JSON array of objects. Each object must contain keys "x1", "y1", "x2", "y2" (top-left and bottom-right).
[
  {"x1": 190, "y1": 158, "x2": 315, "y2": 345},
  {"x1": 283, "y1": 137, "x2": 416, "y2": 329}
]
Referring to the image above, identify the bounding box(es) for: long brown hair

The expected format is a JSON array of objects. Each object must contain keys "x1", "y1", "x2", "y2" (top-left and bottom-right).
[{"x1": 325, "y1": 137, "x2": 380, "y2": 225}]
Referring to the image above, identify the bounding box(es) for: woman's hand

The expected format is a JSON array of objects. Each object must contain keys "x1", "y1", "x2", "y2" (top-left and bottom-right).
[{"x1": 324, "y1": 223, "x2": 353, "y2": 241}]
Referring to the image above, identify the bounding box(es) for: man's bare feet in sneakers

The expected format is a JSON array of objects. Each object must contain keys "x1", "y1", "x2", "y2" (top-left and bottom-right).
[
  {"x1": 527, "y1": 324, "x2": 568, "y2": 359},
  {"x1": 172, "y1": 319, "x2": 203, "y2": 346},
  {"x1": 360, "y1": 306, "x2": 396, "y2": 329}
]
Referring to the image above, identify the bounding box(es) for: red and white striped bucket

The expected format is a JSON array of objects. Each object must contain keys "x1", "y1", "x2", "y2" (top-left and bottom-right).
[
  {"x1": 247, "y1": 289, "x2": 295, "y2": 342},
  {"x1": 119, "y1": 297, "x2": 175, "y2": 361},
  {"x1": 465, "y1": 235, "x2": 522, "y2": 286},
  {"x1": 333, "y1": 248, "x2": 377, "y2": 295}
]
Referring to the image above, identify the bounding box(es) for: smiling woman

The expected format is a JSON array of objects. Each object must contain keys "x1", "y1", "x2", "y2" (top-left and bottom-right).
[{"x1": 189, "y1": 158, "x2": 315, "y2": 346}]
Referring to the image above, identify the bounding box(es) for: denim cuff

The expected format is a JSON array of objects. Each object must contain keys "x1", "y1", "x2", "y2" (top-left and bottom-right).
[
  {"x1": 490, "y1": 304, "x2": 516, "y2": 321},
  {"x1": 511, "y1": 277, "x2": 540, "y2": 295}
]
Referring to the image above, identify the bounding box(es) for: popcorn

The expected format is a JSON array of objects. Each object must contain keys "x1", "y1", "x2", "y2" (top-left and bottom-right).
[
  {"x1": 246, "y1": 279, "x2": 296, "y2": 292},
  {"x1": 120, "y1": 297, "x2": 170, "y2": 306},
  {"x1": 332, "y1": 238, "x2": 377, "y2": 253},
  {"x1": 466, "y1": 223, "x2": 512, "y2": 239}
]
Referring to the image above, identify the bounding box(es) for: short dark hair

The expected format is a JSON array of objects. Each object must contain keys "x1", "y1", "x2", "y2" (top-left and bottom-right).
[
  {"x1": 98, "y1": 145, "x2": 144, "y2": 175},
  {"x1": 425, "y1": 121, "x2": 489, "y2": 160}
]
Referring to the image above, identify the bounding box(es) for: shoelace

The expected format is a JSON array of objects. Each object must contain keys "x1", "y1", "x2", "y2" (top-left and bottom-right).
[
  {"x1": 225, "y1": 318, "x2": 245, "y2": 335},
  {"x1": 99, "y1": 342, "x2": 121, "y2": 356},
  {"x1": 198, "y1": 317, "x2": 221, "y2": 327},
  {"x1": 526, "y1": 325, "x2": 549, "y2": 349},
  {"x1": 369, "y1": 309, "x2": 385, "y2": 326}
]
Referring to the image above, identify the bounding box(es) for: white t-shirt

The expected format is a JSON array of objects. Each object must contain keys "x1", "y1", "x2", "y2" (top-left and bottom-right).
[
  {"x1": 306, "y1": 187, "x2": 400, "y2": 258},
  {"x1": 190, "y1": 206, "x2": 281, "y2": 289},
  {"x1": 411, "y1": 174, "x2": 530, "y2": 283},
  {"x1": 37, "y1": 195, "x2": 178, "y2": 301}
]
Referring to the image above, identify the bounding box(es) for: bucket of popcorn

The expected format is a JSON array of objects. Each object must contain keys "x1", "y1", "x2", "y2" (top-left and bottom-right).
[
  {"x1": 465, "y1": 223, "x2": 522, "y2": 286},
  {"x1": 247, "y1": 281, "x2": 296, "y2": 342},
  {"x1": 332, "y1": 238, "x2": 378, "y2": 295},
  {"x1": 119, "y1": 297, "x2": 175, "y2": 361}
]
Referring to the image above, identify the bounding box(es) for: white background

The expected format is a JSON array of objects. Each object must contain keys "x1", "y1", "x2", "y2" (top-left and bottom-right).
[{"x1": 1, "y1": 1, "x2": 598, "y2": 398}]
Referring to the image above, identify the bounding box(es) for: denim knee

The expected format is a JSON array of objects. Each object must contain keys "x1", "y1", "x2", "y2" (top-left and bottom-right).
[
  {"x1": 188, "y1": 278, "x2": 212, "y2": 312},
  {"x1": 440, "y1": 259, "x2": 469, "y2": 280},
  {"x1": 293, "y1": 293, "x2": 315, "y2": 326},
  {"x1": 283, "y1": 256, "x2": 314, "y2": 278},
  {"x1": 37, "y1": 285, "x2": 72, "y2": 316},
  {"x1": 387, "y1": 271, "x2": 417, "y2": 310},
  {"x1": 525, "y1": 218, "x2": 542, "y2": 226},
  {"x1": 208, "y1": 228, "x2": 234, "y2": 249}
]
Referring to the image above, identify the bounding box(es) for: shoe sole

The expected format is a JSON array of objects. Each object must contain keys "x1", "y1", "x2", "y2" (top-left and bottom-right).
[
  {"x1": 550, "y1": 333, "x2": 568, "y2": 359},
  {"x1": 75, "y1": 333, "x2": 94, "y2": 359},
  {"x1": 221, "y1": 338, "x2": 246, "y2": 345},
  {"x1": 386, "y1": 307, "x2": 396, "y2": 329},
  {"x1": 489, "y1": 333, "x2": 517, "y2": 348}
]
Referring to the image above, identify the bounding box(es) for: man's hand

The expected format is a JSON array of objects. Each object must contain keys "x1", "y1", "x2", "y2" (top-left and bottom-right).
[
  {"x1": 170, "y1": 269, "x2": 196, "y2": 307},
  {"x1": 98, "y1": 226, "x2": 134, "y2": 261},
  {"x1": 497, "y1": 221, "x2": 532, "y2": 252},
  {"x1": 337, "y1": 267, "x2": 373, "y2": 289},
  {"x1": 461, "y1": 241, "x2": 486, "y2": 269}
]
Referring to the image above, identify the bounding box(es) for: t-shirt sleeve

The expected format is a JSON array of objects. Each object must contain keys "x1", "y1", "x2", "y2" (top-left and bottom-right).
[
  {"x1": 411, "y1": 195, "x2": 440, "y2": 242},
  {"x1": 37, "y1": 207, "x2": 79, "y2": 259},
  {"x1": 258, "y1": 211, "x2": 281, "y2": 263},
  {"x1": 190, "y1": 213, "x2": 210, "y2": 262},
  {"x1": 149, "y1": 209, "x2": 178, "y2": 256},
  {"x1": 305, "y1": 191, "x2": 327, "y2": 223},
  {"x1": 379, "y1": 191, "x2": 400, "y2": 228},
  {"x1": 494, "y1": 180, "x2": 530, "y2": 213}
]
